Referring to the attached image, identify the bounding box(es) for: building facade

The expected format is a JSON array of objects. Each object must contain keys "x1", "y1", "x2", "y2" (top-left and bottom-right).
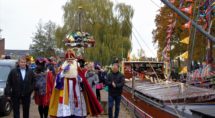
[{"x1": 0, "y1": 38, "x2": 5, "y2": 57}]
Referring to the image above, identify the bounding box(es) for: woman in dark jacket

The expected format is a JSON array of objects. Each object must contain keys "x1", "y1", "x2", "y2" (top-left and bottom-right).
[{"x1": 34, "y1": 58, "x2": 54, "y2": 118}]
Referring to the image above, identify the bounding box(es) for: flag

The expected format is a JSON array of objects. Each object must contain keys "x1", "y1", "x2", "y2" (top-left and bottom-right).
[
  {"x1": 212, "y1": 2, "x2": 215, "y2": 6},
  {"x1": 180, "y1": 37, "x2": 189, "y2": 44},
  {"x1": 167, "y1": 24, "x2": 173, "y2": 28},
  {"x1": 169, "y1": 14, "x2": 174, "y2": 18},
  {"x1": 203, "y1": 23, "x2": 208, "y2": 30},
  {"x1": 170, "y1": 0, "x2": 175, "y2": 3},
  {"x1": 168, "y1": 19, "x2": 173, "y2": 23},
  {"x1": 162, "y1": 46, "x2": 170, "y2": 61},
  {"x1": 166, "y1": 33, "x2": 172, "y2": 39},
  {"x1": 180, "y1": 66, "x2": 187, "y2": 74},
  {"x1": 209, "y1": 71, "x2": 215, "y2": 77},
  {"x1": 180, "y1": 51, "x2": 188, "y2": 59},
  {"x1": 182, "y1": 21, "x2": 191, "y2": 29},
  {"x1": 185, "y1": 0, "x2": 193, "y2": 3},
  {"x1": 181, "y1": 5, "x2": 193, "y2": 15},
  {"x1": 167, "y1": 29, "x2": 173, "y2": 33}
]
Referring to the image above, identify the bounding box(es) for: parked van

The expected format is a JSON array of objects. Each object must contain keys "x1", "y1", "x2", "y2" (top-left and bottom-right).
[{"x1": 0, "y1": 59, "x2": 17, "y2": 116}]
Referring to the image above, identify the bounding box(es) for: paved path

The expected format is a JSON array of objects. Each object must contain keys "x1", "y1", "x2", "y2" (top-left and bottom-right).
[
  {"x1": 1, "y1": 90, "x2": 132, "y2": 118},
  {"x1": 89, "y1": 90, "x2": 132, "y2": 118}
]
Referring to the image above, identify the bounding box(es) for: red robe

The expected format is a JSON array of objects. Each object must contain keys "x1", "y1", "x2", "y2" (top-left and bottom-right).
[
  {"x1": 78, "y1": 67, "x2": 103, "y2": 116},
  {"x1": 34, "y1": 71, "x2": 54, "y2": 106},
  {"x1": 49, "y1": 67, "x2": 103, "y2": 117}
]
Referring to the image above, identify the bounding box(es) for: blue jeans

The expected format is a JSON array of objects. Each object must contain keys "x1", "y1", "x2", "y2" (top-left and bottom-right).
[{"x1": 108, "y1": 96, "x2": 121, "y2": 118}]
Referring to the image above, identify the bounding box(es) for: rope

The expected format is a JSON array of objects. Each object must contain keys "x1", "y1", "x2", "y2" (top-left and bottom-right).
[
  {"x1": 114, "y1": 0, "x2": 184, "y2": 117},
  {"x1": 149, "y1": 0, "x2": 162, "y2": 8},
  {"x1": 188, "y1": 0, "x2": 201, "y2": 72},
  {"x1": 114, "y1": 0, "x2": 160, "y2": 80}
]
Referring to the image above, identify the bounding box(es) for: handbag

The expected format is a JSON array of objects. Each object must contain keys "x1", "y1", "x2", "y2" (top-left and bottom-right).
[{"x1": 96, "y1": 83, "x2": 104, "y2": 90}]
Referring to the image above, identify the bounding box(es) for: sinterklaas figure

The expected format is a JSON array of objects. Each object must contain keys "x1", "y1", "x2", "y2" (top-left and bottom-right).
[{"x1": 49, "y1": 49, "x2": 103, "y2": 118}]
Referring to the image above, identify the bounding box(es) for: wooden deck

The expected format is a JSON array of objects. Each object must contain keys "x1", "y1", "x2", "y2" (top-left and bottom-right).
[{"x1": 125, "y1": 80, "x2": 215, "y2": 103}]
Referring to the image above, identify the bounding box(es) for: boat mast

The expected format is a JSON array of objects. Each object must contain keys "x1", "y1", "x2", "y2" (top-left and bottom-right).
[
  {"x1": 187, "y1": 0, "x2": 200, "y2": 72},
  {"x1": 206, "y1": 18, "x2": 214, "y2": 64}
]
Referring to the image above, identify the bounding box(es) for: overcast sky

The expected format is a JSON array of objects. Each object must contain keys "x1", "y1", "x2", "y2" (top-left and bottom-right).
[{"x1": 0, "y1": 0, "x2": 163, "y2": 57}]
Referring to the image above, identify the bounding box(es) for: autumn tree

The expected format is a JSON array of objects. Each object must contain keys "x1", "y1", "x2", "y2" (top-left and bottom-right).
[
  {"x1": 30, "y1": 21, "x2": 57, "y2": 57},
  {"x1": 153, "y1": 1, "x2": 214, "y2": 62}
]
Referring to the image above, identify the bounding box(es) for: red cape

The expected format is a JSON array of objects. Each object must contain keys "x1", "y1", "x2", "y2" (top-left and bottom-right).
[{"x1": 78, "y1": 68, "x2": 103, "y2": 116}]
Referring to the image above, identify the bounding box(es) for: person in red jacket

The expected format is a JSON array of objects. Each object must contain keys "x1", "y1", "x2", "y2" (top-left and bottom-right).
[{"x1": 34, "y1": 58, "x2": 54, "y2": 118}]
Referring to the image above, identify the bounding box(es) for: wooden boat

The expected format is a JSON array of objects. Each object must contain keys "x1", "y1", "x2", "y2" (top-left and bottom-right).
[{"x1": 121, "y1": 61, "x2": 215, "y2": 118}]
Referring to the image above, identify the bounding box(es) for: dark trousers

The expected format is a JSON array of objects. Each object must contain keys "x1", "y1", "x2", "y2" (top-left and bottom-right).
[
  {"x1": 12, "y1": 96, "x2": 31, "y2": 118},
  {"x1": 108, "y1": 95, "x2": 121, "y2": 118},
  {"x1": 38, "y1": 106, "x2": 49, "y2": 118},
  {"x1": 96, "y1": 89, "x2": 101, "y2": 102}
]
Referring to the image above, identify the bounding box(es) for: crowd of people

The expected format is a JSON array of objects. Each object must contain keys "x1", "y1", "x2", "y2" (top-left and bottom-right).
[{"x1": 4, "y1": 49, "x2": 125, "y2": 118}]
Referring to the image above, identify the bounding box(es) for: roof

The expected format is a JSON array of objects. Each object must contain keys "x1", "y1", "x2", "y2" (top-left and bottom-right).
[
  {"x1": 190, "y1": 107, "x2": 215, "y2": 117},
  {"x1": 5, "y1": 49, "x2": 30, "y2": 56},
  {"x1": 0, "y1": 59, "x2": 17, "y2": 67}
]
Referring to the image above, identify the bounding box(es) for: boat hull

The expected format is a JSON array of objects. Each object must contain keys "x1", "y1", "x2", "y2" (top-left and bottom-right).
[{"x1": 122, "y1": 88, "x2": 177, "y2": 118}]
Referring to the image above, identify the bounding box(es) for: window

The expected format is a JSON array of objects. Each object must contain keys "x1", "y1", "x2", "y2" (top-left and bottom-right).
[{"x1": 0, "y1": 66, "x2": 11, "y2": 81}]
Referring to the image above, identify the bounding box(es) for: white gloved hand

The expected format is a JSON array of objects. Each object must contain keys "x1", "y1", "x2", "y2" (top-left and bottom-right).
[{"x1": 112, "y1": 82, "x2": 116, "y2": 88}]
